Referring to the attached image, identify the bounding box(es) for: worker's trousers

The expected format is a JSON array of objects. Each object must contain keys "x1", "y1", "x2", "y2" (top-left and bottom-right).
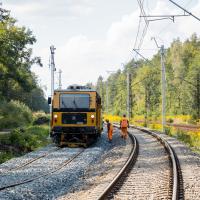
[
  {"x1": 121, "y1": 127, "x2": 128, "y2": 139},
  {"x1": 108, "y1": 129, "x2": 113, "y2": 141}
]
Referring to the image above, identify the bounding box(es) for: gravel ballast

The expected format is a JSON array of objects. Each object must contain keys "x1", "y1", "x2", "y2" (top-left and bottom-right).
[
  {"x1": 0, "y1": 129, "x2": 122, "y2": 200},
  {"x1": 153, "y1": 130, "x2": 200, "y2": 200},
  {"x1": 113, "y1": 129, "x2": 171, "y2": 199},
  {"x1": 1, "y1": 127, "x2": 199, "y2": 200},
  {"x1": 58, "y1": 128, "x2": 132, "y2": 200},
  {"x1": 0, "y1": 144, "x2": 58, "y2": 174}
]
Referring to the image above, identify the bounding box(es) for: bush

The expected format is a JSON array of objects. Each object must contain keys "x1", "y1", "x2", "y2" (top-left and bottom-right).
[
  {"x1": 33, "y1": 112, "x2": 50, "y2": 125},
  {"x1": 176, "y1": 129, "x2": 191, "y2": 145},
  {"x1": 165, "y1": 126, "x2": 172, "y2": 136},
  {"x1": 0, "y1": 125, "x2": 50, "y2": 163},
  {"x1": 167, "y1": 118, "x2": 174, "y2": 123},
  {"x1": 0, "y1": 151, "x2": 15, "y2": 164},
  {"x1": 0, "y1": 100, "x2": 32, "y2": 130},
  {"x1": 188, "y1": 118, "x2": 197, "y2": 125},
  {"x1": 0, "y1": 125, "x2": 50, "y2": 152}
]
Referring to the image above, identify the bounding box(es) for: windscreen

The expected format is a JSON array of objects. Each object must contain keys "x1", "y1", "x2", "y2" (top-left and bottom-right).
[{"x1": 60, "y1": 94, "x2": 90, "y2": 109}]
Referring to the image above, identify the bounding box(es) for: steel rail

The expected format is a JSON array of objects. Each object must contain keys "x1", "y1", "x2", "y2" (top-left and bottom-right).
[
  {"x1": 0, "y1": 147, "x2": 61, "y2": 175},
  {"x1": 0, "y1": 149, "x2": 85, "y2": 191},
  {"x1": 98, "y1": 125, "x2": 139, "y2": 200},
  {"x1": 130, "y1": 125, "x2": 183, "y2": 200}
]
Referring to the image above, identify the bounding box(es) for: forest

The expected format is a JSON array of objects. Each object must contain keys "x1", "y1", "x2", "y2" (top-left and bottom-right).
[
  {"x1": 96, "y1": 34, "x2": 200, "y2": 123},
  {"x1": 0, "y1": 7, "x2": 49, "y2": 163},
  {"x1": 96, "y1": 34, "x2": 200, "y2": 151},
  {"x1": 0, "y1": 7, "x2": 48, "y2": 127}
]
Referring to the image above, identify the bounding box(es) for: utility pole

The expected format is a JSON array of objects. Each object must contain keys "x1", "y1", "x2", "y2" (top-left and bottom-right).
[
  {"x1": 50, "y1": 45, "x2": 56, "y2": 111},
  {"x1": 127, "y1": 72, "x2": 131, "y2": 120},
  {"x1": 58, "y1": 69, "x2": 62, "y2": 90},
  {"x1": 160, "y1": 45, "x2": 166, "y2": 133},
  {"x1": 106, "y1": 81, "x2": 109, "y2": 114},
  {"x1": 152, "y1": 37, "x2": 166, "y2": 133},
  {"x1": 197, "y1": 73, "x2": 200, "y2": 119},
  {"x1": 100, "y1": 78, "x2": 104, "y2": 112}
]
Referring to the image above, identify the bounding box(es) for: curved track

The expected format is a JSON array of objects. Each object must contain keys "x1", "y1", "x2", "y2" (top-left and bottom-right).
[
  {"x1": 132, "y1": 126, "x2": 184, "y2": 200},
  {"x1": 0, "y1": 148, "x2": 85, "y2": 191},
  {"x1": 98, "y1": 125, "x2": 183, "y2": 200},
  {"x1": 98, "y1": 129, "x2": 139, "y2": 200}
]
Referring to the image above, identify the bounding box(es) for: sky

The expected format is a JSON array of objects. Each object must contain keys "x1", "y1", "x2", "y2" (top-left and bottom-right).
[{"x1": 2, "y1": 0, "x2": 200, "y2": 97}]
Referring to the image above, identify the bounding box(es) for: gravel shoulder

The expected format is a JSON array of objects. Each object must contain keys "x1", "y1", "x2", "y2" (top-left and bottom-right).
[{"x1": 153, "y1": 130, "x2": 200, "y2": 200}]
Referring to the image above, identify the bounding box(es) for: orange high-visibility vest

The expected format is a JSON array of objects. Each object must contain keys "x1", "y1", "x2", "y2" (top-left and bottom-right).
[{"x1": 121, "y1": 118, "x2": 128, "y2": 128}]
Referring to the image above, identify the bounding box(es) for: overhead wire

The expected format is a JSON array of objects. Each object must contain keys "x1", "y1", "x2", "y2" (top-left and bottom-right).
[
  {"x1": 137, "y1": 0, "x2": 149, "y2": 49},
  {"x1": 133, "y1": 10, "x2": 142, "y2": 50},
  {"x1": 157, "y1": 0, "x2": 195, "y2": 37},
  {"x1": 133, "y1": 0, "x2": 150, "y2": 62},
  {"x1": 137, "y1": 0, "x2": 148, "y2": 25}
]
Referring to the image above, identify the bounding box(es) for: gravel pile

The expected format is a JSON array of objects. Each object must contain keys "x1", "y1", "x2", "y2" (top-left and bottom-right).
[{"x1": 0, "y1": 129, "x2": 115, "y2": 200}]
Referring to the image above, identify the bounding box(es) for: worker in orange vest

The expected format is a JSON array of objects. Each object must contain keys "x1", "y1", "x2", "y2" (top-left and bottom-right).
[
  {"x1": 106, "y1": 119, "x2": 113, "y2": 142},
  {"x1": 120, "y1": 114, "x2": 129, "y2": 139}
]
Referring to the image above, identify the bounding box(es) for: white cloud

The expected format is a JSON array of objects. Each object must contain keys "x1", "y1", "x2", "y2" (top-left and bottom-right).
[
  {"x1": 4, "y1": 0, "x2": 94, "y2": 18},
  {"x1": 5, "y1": 2, "x2": 43, "y2": 14},
  {"x1": 68, "y1": 4, "x2": 94, "y2": 17},
  {"x1": 29, "y1": 0, "x2": 200, "y2": 96}
]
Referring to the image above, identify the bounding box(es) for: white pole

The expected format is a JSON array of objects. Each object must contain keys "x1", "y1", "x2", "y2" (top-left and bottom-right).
[
  {"x1": 50, "y1": 45, "x2": 56, "y2": 117},
  {"x1": 58, "y1": 69, "x2": 62, "y2": 89},
  {"x1": 127, "y1": 72, "x2": 130, "y2": 120},
  {"x1": 160, "y1": 45, "x2": 166, "y2": 132},
  {"x1": 50, "y1": 45, "x2": 56, "y2": 97},
  {"x1": 106, "y1": 81, "x2": 108, "y2": 114}
]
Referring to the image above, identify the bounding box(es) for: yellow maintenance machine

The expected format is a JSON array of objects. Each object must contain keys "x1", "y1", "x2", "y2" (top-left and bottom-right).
[{"x1": 49, "y1": 85, "x2": 102, "y2": 147}]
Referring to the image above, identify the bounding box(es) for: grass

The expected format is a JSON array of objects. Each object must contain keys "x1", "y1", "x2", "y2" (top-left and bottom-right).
[
  {"x1": 0, "y1": 125, "x2": 51, "y2": 164},
  {"x1": 165, "y1": 127, "x2": 200, "y2": 153},
  {"x1": 0, "y1": 151, "x2": 17, "y2": 164}
]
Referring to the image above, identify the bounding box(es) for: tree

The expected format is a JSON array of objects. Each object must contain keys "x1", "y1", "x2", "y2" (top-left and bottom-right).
[{"x1": 0, "y1": 7, "x2": 47, "y2": 112}]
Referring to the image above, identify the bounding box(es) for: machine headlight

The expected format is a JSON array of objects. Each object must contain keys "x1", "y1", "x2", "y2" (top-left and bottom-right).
[
  {"x1": 91, "y1": 114, "x2": 95, "y2": 119},
  {"x1": 54, "y1": 114, "x2": 58, "y2": 119}
]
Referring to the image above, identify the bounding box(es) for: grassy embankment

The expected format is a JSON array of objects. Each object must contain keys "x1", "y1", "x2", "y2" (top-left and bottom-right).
[
  {"x1": 0, "y1": 100, "x2": 50, "y2": 164},
  {"x1": 104, "y1": 114, "x2": 200, "y2": 154}
]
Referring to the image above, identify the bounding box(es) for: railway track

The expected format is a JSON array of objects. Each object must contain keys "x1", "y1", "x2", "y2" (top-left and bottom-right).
[
  {"x1": 0, "y1": 148, "x2": 85, "y2": 191},
  {"x1": 98, "y1": 125, "x2": 184, "y2": 200},
  {"x1": 132, "y1": 126, "x2": 184, "y2": 200},
  {"x1": 97, "y1": 127, "x2": 139, "y2": 200}
]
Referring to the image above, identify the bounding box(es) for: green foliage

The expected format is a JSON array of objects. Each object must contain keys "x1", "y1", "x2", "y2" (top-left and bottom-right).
[
  {"x1": 33, "y1": 112, "x2": 50, "y2": 125},
  {"x1": 0, "y1": 152, "x2": 15, "y2": 164},
  {"x1": 167, "y1": 118, "x2": 174, "y2": 123},
  {"x1": 176, "y1": 129, "x2": 192, "y2": 144},
  {"x1": 0, "y1": 100, "x2": 32, "y2": 130},
  {"x1": 96, "y1": 33, "x2": 200, "y2": 122},
  {"x1": 0, "y1": 125, "x2": 50, "y2": 163},
  {"x1": 0, "y1": 7, "x2": 48, "y2": 112},
  {"x1": 165, "y1": 127, "x2": 172, "y2": 136},
  {"x1": 0, "y1": 125, "x2": 50, "y2": 152}
]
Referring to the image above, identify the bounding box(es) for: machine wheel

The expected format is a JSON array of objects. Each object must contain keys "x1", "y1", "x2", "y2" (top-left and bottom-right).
[{"x1": 52, "y1": 133, "x2": 61, "y2": 146}]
